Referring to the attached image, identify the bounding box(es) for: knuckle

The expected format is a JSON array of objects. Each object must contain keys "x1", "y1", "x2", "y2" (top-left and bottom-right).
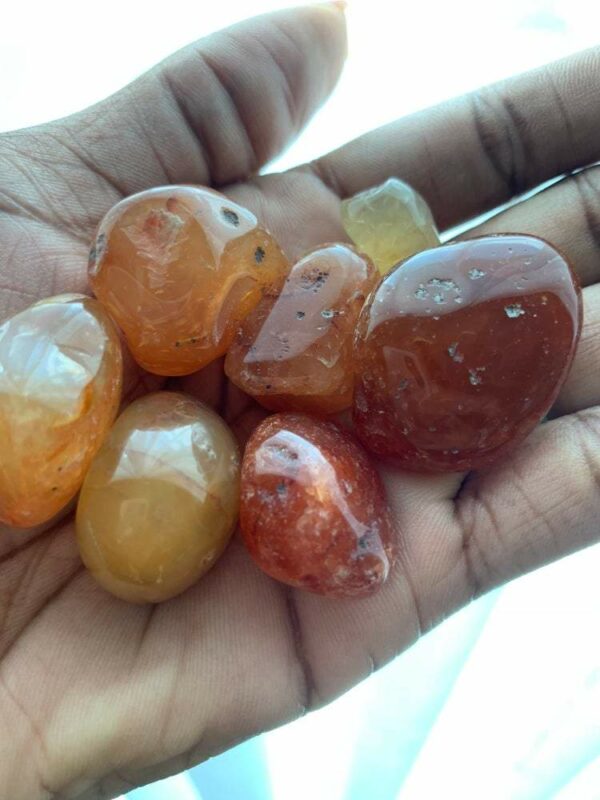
[{"x1": 468, "y1": 85, "x2": 532, "y2": 197}]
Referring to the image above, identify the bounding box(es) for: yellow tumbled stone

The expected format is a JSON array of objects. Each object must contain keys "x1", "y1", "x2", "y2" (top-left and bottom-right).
[
  {"x1": 76, "y1": 392, "x2": 240, "y2": 604},
  {"x1": 341, "y1": 177, "x2": 440, "y2": 275}
]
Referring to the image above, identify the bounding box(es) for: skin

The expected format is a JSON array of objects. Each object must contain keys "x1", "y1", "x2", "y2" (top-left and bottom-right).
[{"x1": 1, "y1": 4, "x2": 600, "y2": 797}]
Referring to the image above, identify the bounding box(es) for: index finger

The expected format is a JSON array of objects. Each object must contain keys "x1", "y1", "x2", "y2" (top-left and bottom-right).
[{"x1": 309, "y1": 47, "x2": 600, "y2": 230}]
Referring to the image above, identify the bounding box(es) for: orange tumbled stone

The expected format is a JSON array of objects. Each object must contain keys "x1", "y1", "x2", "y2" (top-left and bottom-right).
[
  {"x1": 0, "y1": 295, "x2": 122, "y2": 528},
  {"x1": 225, "y1": 244, "x2": 378, "y2": 413},
  {"x1": 353, "y1": 235, "x2": 582, "y2": 472},
  {"x1": 76, "y1": 392, "x2": 240, "y2": 603},
  {"x1": 89, "y1": 186, "x2": 289, "y2": 376},
  {"x1": 240, "y1": 413, "x2": 396, "y2": 597}
]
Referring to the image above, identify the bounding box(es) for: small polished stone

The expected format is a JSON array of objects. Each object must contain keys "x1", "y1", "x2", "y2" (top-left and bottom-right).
[
  {"x1": 0, "y1": 295, "x2": 122, "y2": 528},
  {"x1": 225, "y1": 244, "x2": 378, "y2": 414},
  {"x1": 89, "y1": 186, "x2": 289, "y2": 376},
  {"x1": 77, "y1": 392, "x2": 240, "y2": 603},
  {"x1": 353, "y1": 235, "x2": 582, "y2": 472},
  {"x1": 342, "y1": 177, "x2": 440, "y2": 275},
  {"x1": 240, "y1": 413, "x2": 396, "y2": 597}
]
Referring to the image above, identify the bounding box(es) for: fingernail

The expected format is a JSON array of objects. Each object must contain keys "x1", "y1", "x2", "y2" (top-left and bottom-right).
[{"x1": 315, "y1": 0, "x2": 347, "y2": 13}]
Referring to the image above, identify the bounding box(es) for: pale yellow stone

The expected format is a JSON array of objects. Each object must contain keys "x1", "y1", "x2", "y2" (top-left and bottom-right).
[
  {"x1": 76, "y1": 392, "x2": 240, "y2": 603},
  {"x1": 341, "y1": 177, "x2": 440, "y2": 275}
]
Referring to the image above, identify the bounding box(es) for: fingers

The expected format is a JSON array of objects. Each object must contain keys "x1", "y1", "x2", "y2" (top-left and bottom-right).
[
  {"x1": 453, "y1": 410, "x2": 600, "y2": 599},
  {"x1": 462, "y1": 165, "x2": 600, "y2": 287},
  {"x1": 55, "y1": 4, "x2": 347, "y2": 196},
  {"x1": 553, "y1": 285, "x2": 600, "y2": 417},
  {"x1": 291, "y1": 56, "x2": 600, "y2": 702},
  {"x1": 309, "y1": 47, "x2": 600, "y2": 230}
]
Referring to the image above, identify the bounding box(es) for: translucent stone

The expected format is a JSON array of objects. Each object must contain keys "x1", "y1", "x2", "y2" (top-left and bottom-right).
[
  {"x1": 342, "y1": 177, "x2": 440, "y2": 275},
  {"x1": 224, "y1": 244, "x2": 378, "y2": 414},
  {"x1": 353, "y1": 235, "x2": 582, "y2": 472},
  {"x1": 0, "y1": 295, "x2": 122, "y2": 528},
  {"x1": 240, "y1": 413, "x2": 396, "y2": 598},
  {"x1": 76, "y1": 392, "x2": 240, "y2": 603},
  {"x1": 89, "y1": 186, "x2": 289, "y2": 376}
]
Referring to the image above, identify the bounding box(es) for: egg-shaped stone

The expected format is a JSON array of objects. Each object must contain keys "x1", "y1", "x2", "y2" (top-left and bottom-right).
[
  {"x1": 225, "y1": 244, "x2": 378, "y2": 414},
  {"x1": 76, "y1": 392, "x2": 240, "y2": 603},
  {"x1": 240, "y1": 413, "x2": 396, "y2": 598},
  {"x1": 353, "y1": 235, "x2": 582, "y2": 472},
  {"x1": 89, "y1": 186, "x2": 289, "y2": 376},
  {"x1": 0, "y1": 294, "x2": 122, "y2": 528}
]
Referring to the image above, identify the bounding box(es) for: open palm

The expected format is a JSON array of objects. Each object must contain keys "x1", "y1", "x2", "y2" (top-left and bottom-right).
[{"x1": 1, "y1": 6, "x2": 600, "y2": 798}]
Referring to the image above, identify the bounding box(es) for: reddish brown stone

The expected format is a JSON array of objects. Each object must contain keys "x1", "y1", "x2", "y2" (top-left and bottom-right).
[
  {"x1": 225, "y1": 244, "x2": 378, "y2": 414},
  {"x1": 353, "y1": 235, "x2": 582, "y2": 472},
  {"x1": 240, "y1": 413, "x2": 397, "y2": 597}
]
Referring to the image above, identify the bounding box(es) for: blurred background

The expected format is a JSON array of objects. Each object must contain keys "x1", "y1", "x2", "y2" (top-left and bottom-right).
[{"x1": 1, "y1": 1, "x2": 600, "y2": 798}]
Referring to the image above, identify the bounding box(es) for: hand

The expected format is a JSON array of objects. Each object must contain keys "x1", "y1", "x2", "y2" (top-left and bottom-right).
[{"x1": 1, "y1": 5, "x2": 598, "y2": 798}]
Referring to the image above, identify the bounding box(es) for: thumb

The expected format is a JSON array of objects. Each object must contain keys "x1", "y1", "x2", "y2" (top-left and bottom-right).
[{"x1": 58, "y1": 3, "x2": 348, "y2": 194}]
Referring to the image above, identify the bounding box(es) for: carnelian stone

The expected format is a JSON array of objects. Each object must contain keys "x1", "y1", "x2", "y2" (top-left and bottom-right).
[
  {"x1": 240, "y1": 413, "x2": 396, "y2": 597},
  {"x1": 76, "y1": 392, "x2": 240, "y2": 603},
  {"x1": 353, "y1": 235, "x2": 582, "y2": 472},
  {"x1": 89, "y1": 186, "x2": 289, "y2": 376},
  {"x1": 225, "y1": 244, "x2": 378, "y2": 414},
  {"x1": 0, "y1": 295, "x2": 122, "y2": 528}
]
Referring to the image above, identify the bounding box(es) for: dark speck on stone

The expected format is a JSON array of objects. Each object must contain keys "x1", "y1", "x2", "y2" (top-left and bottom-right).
[
  {"x1": 300, "y1": 269, "x2": 329, "y2": 292},
  {"x1": 255, "y1": 246, "x2": 266, "y2": 264},
  {"x1": 89, "y1": 233, "x2": 106, "y2": 267},
  {"x1": 222, "y1": 207, "x2": 240, "y2": 226},
  {"x1": 296, "y1": 311, "x2": 305, "y2": 319},
  {"x1": 276, "y1": 483, "x2": 287, "y2": 496}
]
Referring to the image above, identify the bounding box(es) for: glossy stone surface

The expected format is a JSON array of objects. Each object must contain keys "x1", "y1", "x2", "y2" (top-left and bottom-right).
[
  {"x1": 353, "y1": 235, "x2": 582, "y2": 472},
  {"x1": 225, "y1": 244, "x2": 378, "y2": 414},
  {"x1": 0, "y1": 295, "x2": 122, "y2": 528},
  {"x1": 76, "y1": 392, "x2": 240, "y2": 603},
  {"x1": 89, "y1": 186, "x2": 289, "y2": 376},
  {"x1": 240, "y1": 413, "x2": 396, "y2": 597},
  {"x1": 342, "y1": 177, "x2": 440, "y2": 275}
]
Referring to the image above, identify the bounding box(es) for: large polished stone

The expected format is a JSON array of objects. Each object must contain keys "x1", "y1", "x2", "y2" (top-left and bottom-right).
[{"x1": 353, "y1": 235, "x2": 582, "y2": 472}]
